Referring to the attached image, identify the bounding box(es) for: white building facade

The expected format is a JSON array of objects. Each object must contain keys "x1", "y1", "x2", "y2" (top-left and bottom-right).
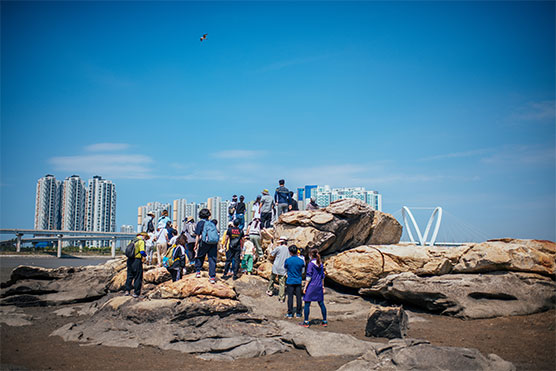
[
  {"x1": 34, "y1": 174, "x2": 62, "y2": 230},
  {"x1": 86, "y1": 176, "x2": 116, "y2": 247},
  {"x1": 61, "y1": 175, "x2": 87, "y2": 231},
  {"x1": 312, "y1": 185, "x2": 382, "y2": 211}
]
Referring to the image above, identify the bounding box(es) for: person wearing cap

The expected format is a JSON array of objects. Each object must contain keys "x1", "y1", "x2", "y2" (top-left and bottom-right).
[
  {"x1": 182, "y1": 216, "x2": 197, "y2": 268},
  {"x1": 125, "y1": 232, "x2": 149, "y2": 298},
  {"x1": 266, "y1": 235, "x2": 290, "y2": 302},
  {"x1": 306, "y1": 196, "x2": 319, "y2": 211},
  {"x1": 260, "y1": 189, "x2": 274, "y2": 229}
]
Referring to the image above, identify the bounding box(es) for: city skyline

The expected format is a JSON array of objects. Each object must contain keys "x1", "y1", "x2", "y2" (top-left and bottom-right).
[{"x1": 1, "y1": 1, "x2": 554, "y2": 241}]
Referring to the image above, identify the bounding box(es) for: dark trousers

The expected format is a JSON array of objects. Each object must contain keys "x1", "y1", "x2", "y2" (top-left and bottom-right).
[
  {"x1": 261, "y1": 212, "x2": 272, "y2": 228},
  {"x1": 195, "y1": 242, "x2": 217, "y2": 278},
  {"x1": 287, "y1": 284, "x2": 302, "y2": 316},
  {"x1": 125, "y1": 257, "x2": 143, "y2": 295},
  {"x1": 223, "y1": 248, "x2": 241, "y2": 277},
  {"x1": 169, "y1": 267, "x2": 182, "y2": 282},
  {"x1": 185, "y1": 243, "x2": 196, "y2": 264}
]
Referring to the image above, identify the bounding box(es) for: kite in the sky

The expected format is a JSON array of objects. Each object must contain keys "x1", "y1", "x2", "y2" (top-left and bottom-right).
[{"x1": 200, "y1": 34, "x2": 207, "y2": 42}]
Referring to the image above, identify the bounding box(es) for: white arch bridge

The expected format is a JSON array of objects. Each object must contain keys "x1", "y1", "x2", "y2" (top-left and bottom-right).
[{"x1": 394, "y1": 207, "x2": 488, "y2": 246}]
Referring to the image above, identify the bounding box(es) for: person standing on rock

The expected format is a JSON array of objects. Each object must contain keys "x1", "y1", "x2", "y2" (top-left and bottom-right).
[
  {"x1": 228, "y1": 195, "x2": 238, "y2": 222},
  {"x1": 266, "y1": 236, "x2": 290, "y2": 302},
  {"x1": 194, "y1": 208, "x2": 219, "y2": 284},
  {"x1": 125, "y1": 232, "x2": 149, "y2": 298},
  {"x1": 141, "y1": 211, "x2": 156, "y2": 264},
  {"x1": 284, "y1": 244, "x2": 305, "y2": 318},
  {"x1": 305, "y1": 196, "x2": 319, "y2": 211},
  {"x1": 274, "y1": 179, "x2": 291, "y2": 219},
  {"x1": 182, "y1": 216, "x2": 197, "y2": 269},
  {"x1": 167, "y1": 234, "x2": 186, "y2": 282},
  {"x1": 252, "y1": 195, "x2": 262, "y2": 220},
  {"x1": 154, "y1": 221, "x2": 169, "y2": 267},
  {"x1": 157, "y1": 209, "x2": 171, "y2": 229},
  {"x1": 301, "y1": 248, "x2": 327, "y2": 327},
  {"x1": 222, "y1": 218, "x2": 244, "y2": 280},
  {"x1": 288, "y1": 191, "x2": 299, "y2": 212},
  {"x1": 236, "y1": 195, "x2": 246, "y2": 231},
  {"x1": 260, "y1": 189, "x2": 274, "y2": 229},
  {"x1": 246, "y1": 218, "x2": 263, "y2": 259}
]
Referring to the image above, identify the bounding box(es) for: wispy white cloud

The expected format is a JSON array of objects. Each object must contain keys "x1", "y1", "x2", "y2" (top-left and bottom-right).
[
  {"x1": 481, "y1": 145, "x2": 555, "y2": 166},
  {"x1": 510, "y1": 100, "x2": 555, "y2": 122},
  {"x1": 49, "y1": 154, "x2": 154, "y2": 179},
  {"x1": 212, "y1": 150, "x2": 265, "y2": 159},
  {"x1": 85, "y1": 143, "x2": 130, "y2": 152},
  {"x1": 418, "y1": 148, "x2": 491, "y2": 161}
]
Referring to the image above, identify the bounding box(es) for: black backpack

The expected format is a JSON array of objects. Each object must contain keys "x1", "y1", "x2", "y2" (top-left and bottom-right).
[
  {"x1": 147, "y1": 219, "x2": 154, "y2": 233},
  {"x1": 125, "y1": 238, "x2": 138, "y2": 258}
]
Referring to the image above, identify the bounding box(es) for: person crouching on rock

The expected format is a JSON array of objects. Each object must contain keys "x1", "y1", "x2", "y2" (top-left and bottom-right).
[
  {"x1": 300, "y1": 248, "x2": 327, "y2": 327},
  {"x1": 125, "y1": 232, "x2": 148, "y2": 298},
  {"x1": 266, "y1": 236, "x2": 290, "y2": 302},
  {"x1": 168, "y1": 234, "x2": 186, "y2": 282}
]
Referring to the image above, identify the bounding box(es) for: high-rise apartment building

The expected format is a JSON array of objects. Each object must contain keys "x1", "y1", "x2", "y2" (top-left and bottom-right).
[
  {"x1": 61, "y1": 175, "x2": 87, "y2": 231},
  {"x1": 120, "y1": 224, "x2": 135, "y2": 248},
  {"x1": 34, "y1": 174, "x2": 62, "y2": 230},
  {"x1": 311, "y1": 185, "x2": 382, "y2": 211},
  {"x1": 86, "y1": 176, "x2": 116, "y2": 246},
  {"x1": 172, "y1": 198, "x2": 188, "y2": 233}
]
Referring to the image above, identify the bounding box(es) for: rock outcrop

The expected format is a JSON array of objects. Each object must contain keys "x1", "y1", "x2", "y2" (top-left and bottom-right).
[
  {"x1": 359, "y1": 271, "x2": 556, "y2": 319},
  {"x1": 325, "y1": 239, "x2": 556, "y2": 289},
  {"x1": 337, "y1": 339, "x2": 515, "y2": 371},
  {"x1": 273, "y1": 199, "x2": 402, "y2": 255}
]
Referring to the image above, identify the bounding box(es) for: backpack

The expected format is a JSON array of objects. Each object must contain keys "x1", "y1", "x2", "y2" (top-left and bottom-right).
[
  {"x1": 147, "y1": 219, "x2": 154, "y2": 233},
  {"x1": 202, "y1": 220, "x2": 220, "y2": 244},
  {"x1": 125, "y1": 238, "x2": 138, "y2": 258},
  {"x1": 163, "y1": 245, "x2": 181, "y2": 268}
]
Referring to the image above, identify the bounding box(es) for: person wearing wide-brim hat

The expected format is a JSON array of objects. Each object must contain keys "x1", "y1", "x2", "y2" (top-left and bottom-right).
[
  {"x1": 125, "y1": 232, "x2": 149, "y2": 298},
  {"x1": 260, "y1": 189, "x2": 274, "y2": 229}
]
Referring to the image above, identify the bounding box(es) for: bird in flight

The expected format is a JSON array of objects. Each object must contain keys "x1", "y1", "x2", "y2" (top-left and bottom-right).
[{"x1": 200, "y1": 34, "x2": 207, "y2": 42}]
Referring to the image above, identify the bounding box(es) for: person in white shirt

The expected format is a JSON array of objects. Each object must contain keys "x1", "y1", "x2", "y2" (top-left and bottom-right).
[
  {"x1": 155, "y1": 223, "x2": 169, "y2": 267},
  {"x1": 252, "y1": 195, "x2": 262, "y2": 220}
]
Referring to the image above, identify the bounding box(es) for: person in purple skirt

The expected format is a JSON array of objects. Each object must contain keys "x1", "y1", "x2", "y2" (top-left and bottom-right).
[{"x1": 300, "y1": 248, "x2": 327, "y2": 327}]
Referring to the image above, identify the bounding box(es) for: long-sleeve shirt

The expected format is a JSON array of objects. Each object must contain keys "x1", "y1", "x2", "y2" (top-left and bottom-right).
[{"x1": 274, "y1": 186, "x2": 291, "y2": 204}]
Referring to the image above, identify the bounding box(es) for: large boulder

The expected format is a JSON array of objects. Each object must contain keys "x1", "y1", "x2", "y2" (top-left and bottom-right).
[
  {"x1": 325, "y1": 239, "x2": 556, "y2": 289},
  {"x1": 365, "y1": 304, "x2": 408, "y2": 339},
  {"x1": 143, "y1": 267, "x2": 172, "y2": 284},
  {"x1": 359, "y1": 271, "x2": 556, "y2": 319},
  {"x1": 273, "y1": 199, "x2": 402, "y2": 255},
  {"x1": 453, "y1": 239, "x2": 555, "y2": 277}
]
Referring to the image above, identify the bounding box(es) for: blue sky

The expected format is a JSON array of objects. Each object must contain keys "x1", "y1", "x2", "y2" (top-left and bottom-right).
[{"x1": 1, "y1": 1, "x2": 554, "y2": 241}]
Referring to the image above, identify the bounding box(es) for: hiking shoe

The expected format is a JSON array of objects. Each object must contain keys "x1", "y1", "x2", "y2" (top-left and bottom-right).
[
  {"x1": 209, "y1": 277, "x2": 216, "y2": 284},
  {"x1": 196, "y1": 272, "x2": 201, "y2": 278},
  {"x1": 285, "y1": 314, "x2": 293, "y2": 319},
  {"x1": 295, "y1": 313, "x2": 302, "y2": 318},
  {"x1": 322, "y1": 320, "x2": 328, "y2": 327},
  {"x1": 232, "y1": 276, "x2": 239, "y2": 281},
  {"x1": 124, "y1": 291, "x2": 130, "y2": 296},
  {"x1": 266, "y1": 290, "x2": 273, "y2": 297},
  {"x1": 299, "y1": 321, "x2": 310, "y2": 328},
  {"x1": 222, "y1": 274, "x2": 230, "y2": 280},
  {"x1": 132, "y1": 293, "x2": 139, "y2": 298}
]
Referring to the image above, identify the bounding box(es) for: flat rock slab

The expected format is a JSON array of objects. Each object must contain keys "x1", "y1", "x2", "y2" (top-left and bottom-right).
[{"x1": 360, "y1": 271, "x2": 556, "y2": 319}]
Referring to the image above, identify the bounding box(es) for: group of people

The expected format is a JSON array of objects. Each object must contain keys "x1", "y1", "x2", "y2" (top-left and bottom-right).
[{"x1": 124, "y1": 179, "x2": 326, "y2": 326}]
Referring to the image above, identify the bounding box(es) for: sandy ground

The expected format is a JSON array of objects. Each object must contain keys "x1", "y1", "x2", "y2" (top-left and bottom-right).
[{"x1": 1, "y1": 304, "x2": 554, "y2": 370}]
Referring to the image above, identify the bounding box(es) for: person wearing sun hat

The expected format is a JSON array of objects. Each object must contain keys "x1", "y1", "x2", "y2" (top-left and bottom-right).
[
  {"x1": 260, "y1": 189, "x2": 274, "y2": 229},
  {"x1": 125, "y1": 232, "x2": 149, "y2": 298},
  {"x1": 266, "y1": 235, "x2": 290, "y2": 302}
]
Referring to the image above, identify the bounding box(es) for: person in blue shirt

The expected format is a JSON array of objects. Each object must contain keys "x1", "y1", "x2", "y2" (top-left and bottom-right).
[{"x1": 284, "y1": 244, "x2": 305, "y2": 318}]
